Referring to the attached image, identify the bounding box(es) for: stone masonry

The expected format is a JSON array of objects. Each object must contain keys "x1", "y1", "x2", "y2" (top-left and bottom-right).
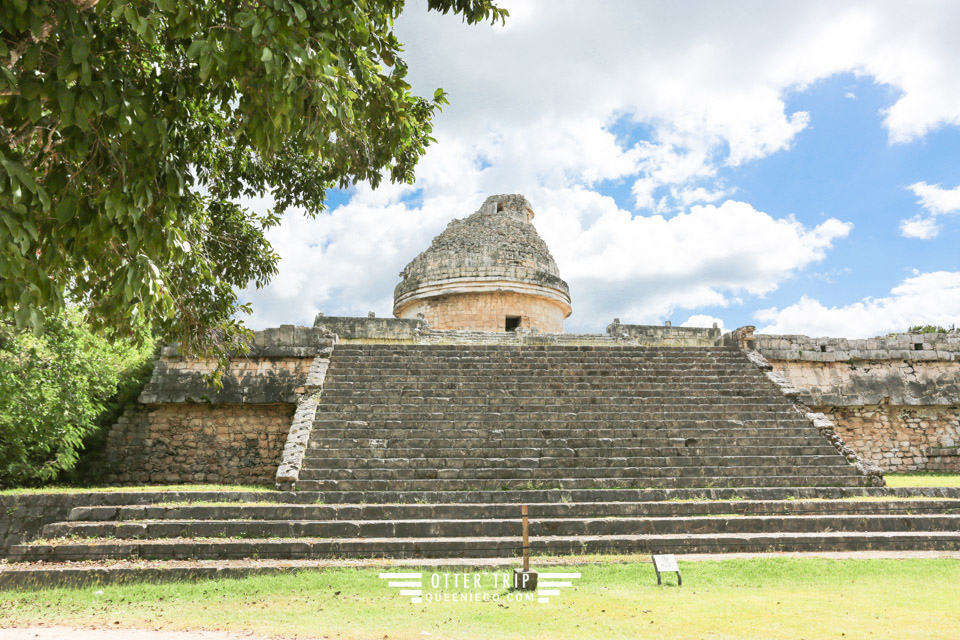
[
  {"x1": 754, "y1": 331, "x2": 960, "y2": 472},
  {"x1": 103, "y1": 326, "x2": 335, "y2": 485},
  {"x1": 105, "y1": 404, "x2": 295, "y2": 485},
  {"x1": 393, "y1": 194, "x2": 572, "y2": 332}
]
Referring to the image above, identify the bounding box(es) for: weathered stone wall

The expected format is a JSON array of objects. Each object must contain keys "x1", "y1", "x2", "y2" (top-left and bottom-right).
[
  {"x1": 607, "y1": 320, "x2": 722, "y2": 346},
  {"x1": 313, "y1": 315, "x2": 426, "y2": 343},
  {"x1": 399, "y1": 290, "x2": 568, "y2": 332},
  {"x1": 768, "y1": 360, "x2": 960, "y2": 406},
  {"x1": 754, "y1": 332, "x2": 960, "y2": 362},
  {"x1": 822, "y1": 405, "x2": 960, "y2": 471},
  {"x1": 311, "y1": 315, "x2": 721, "y2": 347},
  {"x1": 755, "y1": 331, "x2": 960, "y2": 472},
  {"x1": 417, "y1": 330, "x2": 616, "y2": 345},
  {"x1": 101, "y1": 325, "x2": 335, "y2": 486},
  {"x1": 105, "y1": 404, "x2": 295, "y2": 485},
  {"x1": 140, "y1": 356, "x2": 311, "y2": 404}
]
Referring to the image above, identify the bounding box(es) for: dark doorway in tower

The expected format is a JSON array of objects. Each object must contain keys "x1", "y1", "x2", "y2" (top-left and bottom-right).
[{"x1": 505, "y1": 316, "x2": 522, "y2": 332}]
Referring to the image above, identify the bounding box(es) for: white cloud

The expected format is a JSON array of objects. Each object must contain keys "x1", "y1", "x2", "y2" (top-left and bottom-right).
[
  {"x1": 899, "y1": 181, "x2": 960, "y2": 239},
  {"x1": 899, "y1": 215, "x2": 940, "y2": 239},
  {"x1": 396, "y1": 1, "x2": 960, "y2": 208},
  {"x1": 682, "y1": 315, "x2": 726, "y2": 331},
  {"x1": 908, "y1": 181, "x2": 960, "y2": 215},
  {"x1": 534, "y1": 193, "x2": 851, "y2": 329},
  {"x1": 755, "y1": 271, "x2": 960, "y2": 337}
]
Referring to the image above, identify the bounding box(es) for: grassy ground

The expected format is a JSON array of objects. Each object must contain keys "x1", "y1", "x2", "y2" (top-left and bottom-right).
[
  {"x1": 1, "y1": 558, "x2": 958, "y2": 639},
  {"x1": 885, "y1": 472, "x2": 960, "y2": 488},
  {"x1": 0, "y1": 484, "x2": 274, "y2": 495}
]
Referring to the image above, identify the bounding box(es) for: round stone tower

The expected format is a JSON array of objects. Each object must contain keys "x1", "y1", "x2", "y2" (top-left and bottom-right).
[{"x1": 393, "y1": 194, "x2": 572, "y2": 332}]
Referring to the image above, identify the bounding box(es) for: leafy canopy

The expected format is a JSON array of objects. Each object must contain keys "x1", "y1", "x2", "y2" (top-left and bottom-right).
[{"x1": 0, "y1": 0, "x2": 506, "y2": 363}]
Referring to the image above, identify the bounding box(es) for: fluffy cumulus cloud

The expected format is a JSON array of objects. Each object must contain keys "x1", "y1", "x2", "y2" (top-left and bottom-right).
[
  {"x1": 682, "y1": 315, "x2": 726, "y2": 332},
  {"x1": 899, "y1": 215, "x2": 940, "y2": 240},
  {"x1": 532, "y1": 191, "x2": 851, "y2": 330},
  {"x1": 240, "y1": 1, "x2": 960, "y2": 333},
  {"x1": 755, "y1": 271, "x2": 960, "y2": 337},
  {"x1": 900, "y1": 182, "x2": 960, "y2": 239}
]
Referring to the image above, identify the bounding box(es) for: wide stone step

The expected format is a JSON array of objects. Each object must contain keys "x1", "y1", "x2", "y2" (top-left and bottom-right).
[
  {"x1": 307, "y1": 428, "x2": 828, "y2": 442},
  {"x1": 272, "y1": 486, "x2": 960, "y2": 504},
  {"x1": 40, "y1": 514, "x2": 960, "y2": 541},
  {"x1": 66, "y1": 499, "x2": 960, "y2": 523},
  {"x1": 303, "y1": 443, "x2": 840, "y2": 457},
  {"x1": 328, "y1": 361, "x2": 761, "y2": 369},
  {"x1": 328, "y1": 354, "x2": 746, "y2": 361},
  {"x1": 324, "y1": 373, "x2": 765, "y2": 382},
  {"x1": 296, "y1": 464, "x2": 861, "y2": 481},
  {"x1": 332, "y1": 345, "x2": 735, "y2": 351},
  {"x1": 300, "y1": 455, "x2": 850, "y2": 470},
  {"x1": 319, "y1": 397, "x2": 791, "y2": 409},
  {"x1": 325, "y1": 382, "x2": 778, "y2": 392},
  {"x1": 314, "y1": 409, "x2": 802, "y2": 422},
  {"x1": 13, "y1": 531, "x2": 960, "y2": 562},
  {"x1": 327, "y1": 362, "x2": 756, "y2": 370},
  {"x1": 326, "y1": 362, "x2": 758, "y2": 370},
  {"x1": 328, "y1": 352, "x2": 744, "y2": 360},
  {"x1": 322, "y1": 389, "x2": 785, "y2": 399},
  {"x1": 293, "y1": 475, "x2": 869, "y2": 491},
  {"x1": 323, "y1": 389, "x2": 785, "y2": 399}
]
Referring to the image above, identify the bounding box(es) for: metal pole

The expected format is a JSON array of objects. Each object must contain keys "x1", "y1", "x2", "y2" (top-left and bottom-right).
[{"x1": 522, "y1": 504, "x2": 530, "y2": 572}]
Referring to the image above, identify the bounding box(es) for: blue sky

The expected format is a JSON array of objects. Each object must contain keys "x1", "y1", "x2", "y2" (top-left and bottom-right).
[{"x1": 240, "y1": 1, "x2": 960, "y2": 338}]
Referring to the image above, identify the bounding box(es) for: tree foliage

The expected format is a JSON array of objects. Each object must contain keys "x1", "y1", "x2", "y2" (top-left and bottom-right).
[
  {"x1": 0, "y1": 0, "x2": 506, "y2": 365},
  {"x1": 908, "y1": 325, "x2": 956, "y2": 334},
  {"x1": 0, "y1": 308, "x2": 156, "y2": 487}
]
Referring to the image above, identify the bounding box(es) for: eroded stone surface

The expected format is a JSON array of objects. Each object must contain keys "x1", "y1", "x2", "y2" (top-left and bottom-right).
[{"x1": 393, "y1": 194, "x2": 572, "y2": 332}]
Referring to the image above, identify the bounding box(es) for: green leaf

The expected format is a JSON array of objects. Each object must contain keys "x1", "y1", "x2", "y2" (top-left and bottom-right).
[
  {"x1": 36, "y1": 186, "x2": 51, "y2": 212},
  {"x1": 56, "y1": 198, "x2": 76, "y2": 224},
  {"x1": 71, "y1": 38, "x2": 89, "y2": 64},
  {"x1": 261, "y1": 47, "x2": 273, "y2": 62},
  {"x1": 186, "y1": 40, "x2": 205, "y2": 60},
  {"x1": 21, "y1": 80, "x2": 40, "y2": 100},
  {"x1": 57, "y1": 85, "x2": 76, "y2": 121}
]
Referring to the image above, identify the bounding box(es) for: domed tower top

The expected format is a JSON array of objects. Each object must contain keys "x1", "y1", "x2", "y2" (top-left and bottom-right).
[{"x1": 393, "y1": 194, "x2": 572, "y2": 333}]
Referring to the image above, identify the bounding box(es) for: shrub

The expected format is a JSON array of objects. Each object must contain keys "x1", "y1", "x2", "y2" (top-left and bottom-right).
[
  {"x1": 907, "y1": 325, "x2": 956, "y2": 334},
  {"x1": 0, "y1": 309, "x2": 155, "y2": 487}
]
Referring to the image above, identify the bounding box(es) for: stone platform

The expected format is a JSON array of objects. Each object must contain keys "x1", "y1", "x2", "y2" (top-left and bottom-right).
[
  {"x1": 6, "y1": 487, "x2": 960, "y2": 563},
  {"x1": 6, "y1": 344, "x2": 960, "y2": 564}
]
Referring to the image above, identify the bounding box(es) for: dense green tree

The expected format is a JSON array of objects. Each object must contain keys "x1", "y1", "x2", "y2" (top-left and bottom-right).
[
  {"x1": 0, "y1": 308, "x2": 155, "y2": 487},
  {"x1": 0, "y1": 0, "x2": 506, "y2": 365}
]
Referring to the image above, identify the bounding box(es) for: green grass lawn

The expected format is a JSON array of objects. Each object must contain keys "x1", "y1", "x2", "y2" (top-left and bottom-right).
[
  {"x1": 0, "y1": 484, "x2": 274, "y2": 495},
  {"x1": 885, "y1": 472, "x2": 960, "y2": 488},
  {"x1": 2, "y1": 558, "x2": 958, "y2": 639}
]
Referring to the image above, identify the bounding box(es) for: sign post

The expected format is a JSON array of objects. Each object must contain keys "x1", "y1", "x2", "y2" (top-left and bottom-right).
[{"x1": 514, "y1": 504, "x2": 538, "y2": 590}]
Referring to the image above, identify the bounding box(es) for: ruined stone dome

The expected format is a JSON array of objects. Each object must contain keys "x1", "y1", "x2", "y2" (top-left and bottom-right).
[{"x1": 393, "y1": 194, "x2": 572, "y2": 332}]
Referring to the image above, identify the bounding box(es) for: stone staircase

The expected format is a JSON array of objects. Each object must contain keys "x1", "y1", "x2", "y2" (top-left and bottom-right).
[
  {"x1": 10, "y1": 344, "x2": 960, "y2": 562},
  {"x1": 296, "y1": 345, "x2": 867, "y2": 491}
]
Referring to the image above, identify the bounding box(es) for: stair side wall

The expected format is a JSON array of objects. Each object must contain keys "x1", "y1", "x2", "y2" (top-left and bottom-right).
[
  {"x1": 754, "y1": 332, "x2": 960, "y2": 472},
  {"x1": 102, "y1": 325, "x2": 329, "y2": 486}
]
